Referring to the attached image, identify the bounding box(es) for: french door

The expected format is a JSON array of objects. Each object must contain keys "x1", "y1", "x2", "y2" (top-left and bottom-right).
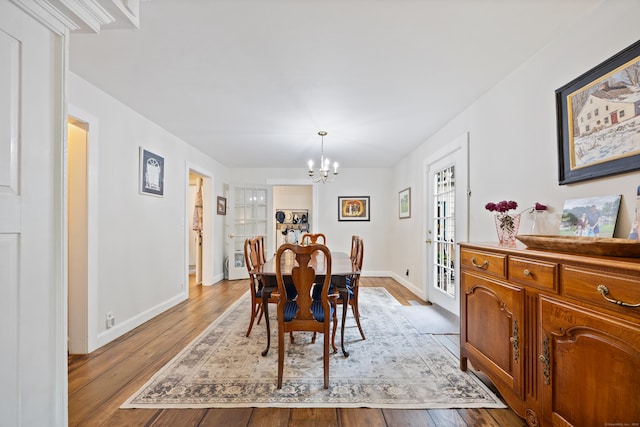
[
  {"x1": 226, "y1": 184, "x2": 272, "y2": 280},
  {"x1": 424, "y1": 133, "x2": 468, "y2": 315}
]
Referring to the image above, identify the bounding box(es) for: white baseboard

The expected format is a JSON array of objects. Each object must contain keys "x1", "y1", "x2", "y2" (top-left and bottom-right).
[
  {"x1": 95, "y1": 292, "x2": 187, "y2": 350},
  {"x1": 390, "y1": 272, "x2": 426, "y2": 301}
]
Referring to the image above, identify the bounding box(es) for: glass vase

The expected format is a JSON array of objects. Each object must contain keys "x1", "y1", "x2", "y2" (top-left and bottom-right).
[
  {"x1": 531, "y1": 209, "x2": 547, "y2": 234},
  {"x1": 495, "y1": 213, "x2": 521, "y2": 246}
]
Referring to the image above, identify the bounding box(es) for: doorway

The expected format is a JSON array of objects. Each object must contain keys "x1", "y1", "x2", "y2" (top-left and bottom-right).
[
  {"x1": 424, "y1": 132, "x2": 469, "y2": 316},
  {"x1": 68, "y1": 120, "x2": 88, "y2": 354},
  {"x1": 67, "y1": 106, "x2": 99, "y2": 354},
  {"x1": 186, "y1": 168, "x2": 213, "y2": 290},
  {"x1": 189, "y1": 174, "x2": 204, "y2": 284}
]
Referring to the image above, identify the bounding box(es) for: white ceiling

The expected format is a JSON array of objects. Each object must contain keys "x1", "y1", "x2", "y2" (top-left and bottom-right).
[{"x1": 69, "y1": 0, "x2": 603, "y2": 169}]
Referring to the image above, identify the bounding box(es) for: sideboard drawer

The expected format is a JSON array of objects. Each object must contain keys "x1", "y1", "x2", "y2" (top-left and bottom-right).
[
  {"x1": 508, "y1": 256, "x2": 558, "y2": 292},
  {"x1": 562, "y1": 265, "x2": 640, "y2": 320},
  {"x1": 460, "y1": 248, "x2": 506, "y2": 279}
]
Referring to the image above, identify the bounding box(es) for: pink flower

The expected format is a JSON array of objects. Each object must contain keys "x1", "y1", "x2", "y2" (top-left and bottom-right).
[{"x1": 485, "y1": 200, "x2": 518, "y2": 213}]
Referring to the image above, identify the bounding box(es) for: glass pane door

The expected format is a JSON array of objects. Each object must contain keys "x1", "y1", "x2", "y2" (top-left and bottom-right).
[
  {"x1": 226, "y1": 184, "x2": 270, "y2": 280},
  {"x1": 433, "y1": 166, "x2": 456, "y2": 297}
]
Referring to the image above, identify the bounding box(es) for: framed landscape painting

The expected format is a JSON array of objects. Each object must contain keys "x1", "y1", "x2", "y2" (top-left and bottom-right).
[
  {"x1": 338, "y1": 196, "x2": 370, "y2": 221},
  {"x1": 399, "y1": 187, "x2": 411, "y2": 219},
  {"x1": 559, "y1": 194, "x2": 621, "y2": 238},
  {"x1": 556, "y1": 39, "x2": 640, "y2": 184}
]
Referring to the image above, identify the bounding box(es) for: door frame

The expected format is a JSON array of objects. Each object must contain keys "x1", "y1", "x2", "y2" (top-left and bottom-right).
[
  {"x1": 185, "y1": 163, "x2": 214, "y2": 290},
  {"x1": 422, "y1": 132, "x2": 469, "y2": 315},
  {"x1": 67, "y1": 105, "x2": 100, "y2": 353},
  {"x1": 267, "y1": 178, "x2": 318, "y2": 255}
]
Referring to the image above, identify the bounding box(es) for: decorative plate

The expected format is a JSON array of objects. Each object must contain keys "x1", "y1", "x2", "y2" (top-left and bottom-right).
[{"x1": 515, "y1": 234, "x2": 640, "y2": 258}]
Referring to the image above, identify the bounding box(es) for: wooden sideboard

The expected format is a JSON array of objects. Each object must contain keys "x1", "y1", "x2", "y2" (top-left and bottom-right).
[{"x1": 459, "y1": 242, "x2": 640, "y2": 427}]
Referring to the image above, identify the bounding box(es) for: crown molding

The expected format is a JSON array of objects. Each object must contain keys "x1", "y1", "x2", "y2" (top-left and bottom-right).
[{"x1": 10, "y1": 0, "x2": 139, "y2": 34}]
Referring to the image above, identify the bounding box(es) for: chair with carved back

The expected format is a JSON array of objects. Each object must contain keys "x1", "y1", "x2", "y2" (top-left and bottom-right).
[
  {"x1": 244, "y1": 236, "x2": 276, "y2": 337},
  {"x1": 256, "y1": 235, "x2": 266, "y2": 265},
  {"x1": 275, "y1": 243, "x2": 337, "y2": 389},
  {"x1": 346, "y1": 236, "x2": 365, "y2": 340},
  {"x1": 350, "y1": 235, "x2": 359, "y2": 262},
  {"x1": 301, "y1": 233, "x2": 326, "y2": 246}
]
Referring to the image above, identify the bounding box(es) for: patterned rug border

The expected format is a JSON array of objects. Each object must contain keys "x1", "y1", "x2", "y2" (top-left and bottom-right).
[{"x1": 121, "y1": 287, "x2": 506, "y2": 409}]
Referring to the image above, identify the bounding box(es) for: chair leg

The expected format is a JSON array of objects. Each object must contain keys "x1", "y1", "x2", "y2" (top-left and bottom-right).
[
  {"x1": 331, "y1": 303, "x2": 338, "y2": 353},
  {"x1": 256, "y1": 304, "x2": 264, "y2": 325},
  {"x1": 351, "y1": 303, "x2": 366, "y2": 340},
  {"x1": 290, "y1": 331, "x2": 295, "y2": 343},
  {"x1": 323, "y1": 325, "x2": 330, "y2": 389},
  {"x1": 277, "y1": 328, "x2": 285, "y2": 389},
  {"x1": 246, "y1": 302, "x2": 259, "y2": 337}
]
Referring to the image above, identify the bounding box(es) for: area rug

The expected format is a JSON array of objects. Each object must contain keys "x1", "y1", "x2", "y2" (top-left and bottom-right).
[
  {"x1": 399, "y1": 304, "x2": 460, "y2": 335},
  {"x1": 121, "y1": 288, "x2": 505, "y2": 409}
]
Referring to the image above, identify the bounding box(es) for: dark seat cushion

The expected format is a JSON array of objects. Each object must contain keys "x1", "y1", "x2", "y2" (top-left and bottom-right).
[{"x1": 283, "y1": 300, "x2": 334, "y2": 322}]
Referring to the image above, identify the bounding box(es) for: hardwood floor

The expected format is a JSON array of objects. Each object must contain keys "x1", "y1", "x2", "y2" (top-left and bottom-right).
[{"x1": 68, "y1": 277, "x2": 527, "y2": 427}]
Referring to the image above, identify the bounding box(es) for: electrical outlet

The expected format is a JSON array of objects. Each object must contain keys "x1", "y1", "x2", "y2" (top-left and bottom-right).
[{"x1": 106, "y1": 312, "x2": 115, "y2": 329}]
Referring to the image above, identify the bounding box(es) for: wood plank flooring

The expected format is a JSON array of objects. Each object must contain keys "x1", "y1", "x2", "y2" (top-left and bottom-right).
[{"x1": 68, "y1": 277, "x2": 527, "y2": 427}]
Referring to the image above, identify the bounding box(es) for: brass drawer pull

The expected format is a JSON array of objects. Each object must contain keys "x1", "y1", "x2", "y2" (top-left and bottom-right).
[
  {"x1": 471, "y1": 257, "x2": 489, "y2": 269},
  {"x1": 597, "y1": 285, "x2": 640, "y2": 308},
  {"x1": 523, "y1": 269, "x2": 531, "y2": 277}
]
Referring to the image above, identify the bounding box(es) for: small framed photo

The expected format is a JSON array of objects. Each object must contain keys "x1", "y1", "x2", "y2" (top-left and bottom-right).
[
  {"x1": 139, "y1": 148, "x2": 164, "y2": 197},
  {"x1": 338, "y1": 196, "x2": 370, "y2": 221},
  {"x1": 217, "y1": 196, "x2": 227, "y2": 215},
  {"x1": 399, "y1": 187, "x2": 411, "y2": 219},
  {"x1": 559, "y1": 194, "x2": 621, "y2": 238}
]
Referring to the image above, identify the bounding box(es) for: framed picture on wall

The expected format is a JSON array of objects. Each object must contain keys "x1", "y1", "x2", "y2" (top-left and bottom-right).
[
  {"x1": 399, "y1": 187, "x2": 411, "y2": 219},
  {"x1": 556, "y1": 39, "x2": 640, "y2": 184},
  {"x1": 217, "y1": 196, "x2": 227, "y2": 215},
  {"x1": 338, "y1": 196, "x2": 370, "y2": 221},
  {"x1": 139, "y1": 148, "x2": 164, "y2": 197}
]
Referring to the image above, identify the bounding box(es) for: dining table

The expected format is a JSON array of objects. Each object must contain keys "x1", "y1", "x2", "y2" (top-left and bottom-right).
[{"x1": 252, "y1": 250, "x2": 359, "y2": 357}]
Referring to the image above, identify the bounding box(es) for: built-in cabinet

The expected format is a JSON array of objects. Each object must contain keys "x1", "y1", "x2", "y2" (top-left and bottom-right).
[{"x1": 460, "y1": 243, "x2": 640, "y2": 427}]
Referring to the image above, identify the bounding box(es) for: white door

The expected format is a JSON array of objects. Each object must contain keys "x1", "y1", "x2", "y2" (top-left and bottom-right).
[
  {"x1": 226, "y1": 184, "x2": 272, "y2": 280},
  {"x1": 424, "y1": 133, "x2": 469, "y2": 316},
  {"x1": 0, "y1": 3, "x2": 66, "y2": 425}
]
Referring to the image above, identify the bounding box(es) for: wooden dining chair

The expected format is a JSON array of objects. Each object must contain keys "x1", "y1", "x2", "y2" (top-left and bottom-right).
[
  {"x1": 275, "y1": 243, "x2": 337, "y2": 389},
  {"x1": 346, "y1": 236, "x2": 366, "y2": 340},
  {"x1": 256, "y1": 235, "x2": 266, "y2": 265},
  {"x1": 244, "y1": 236, "x2": 276, "y2": 337},
  {"x1": 301, "y1": 233, "x2": 326, "y2": 246},
  {"x1": 349, "y1": 235, "x2": 359, "y2": 261}
]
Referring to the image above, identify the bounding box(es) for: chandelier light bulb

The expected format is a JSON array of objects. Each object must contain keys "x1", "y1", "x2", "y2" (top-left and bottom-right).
[{"x1": 308, "y1": 131, "x2": 339, "y2": 183}]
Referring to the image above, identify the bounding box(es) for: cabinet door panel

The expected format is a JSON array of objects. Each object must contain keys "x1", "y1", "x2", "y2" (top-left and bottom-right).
[
  {"x1": 540, "y1": 297, "x2": 640, "y2": 427},
  {"x1": 461, "y1": 271, "x2": 524, "y2": 395}
]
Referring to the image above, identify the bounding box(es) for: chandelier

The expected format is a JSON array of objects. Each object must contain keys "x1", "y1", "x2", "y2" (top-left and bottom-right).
[{"x1": 307, "y1": 131, "x2": 338, "y2": 183}]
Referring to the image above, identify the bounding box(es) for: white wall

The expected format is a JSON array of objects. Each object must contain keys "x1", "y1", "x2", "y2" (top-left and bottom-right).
[
  {"x1": 66, "y1": 0, "x2": 640, "y2": 350},
  {"x1": 69, "y1": 73, "x2": 230, "y2": 348},
  {"x1": 391, "y1": 0, "x2": 640, "y2": 297},
  {"x1": 231, "y1": 167, "x2": 393, "y2": 276}
]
